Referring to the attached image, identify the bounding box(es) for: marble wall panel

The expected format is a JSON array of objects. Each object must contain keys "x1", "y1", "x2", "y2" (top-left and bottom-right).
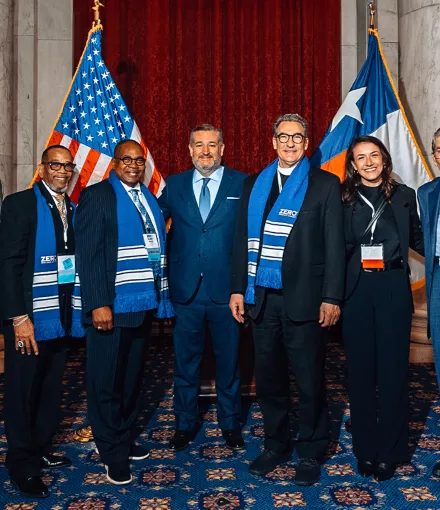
[
  {"x1": 0, "y1": 0, "x2": 13, "y2": 196},
  {"x1": 399, "y1": 2, "x2": 440, "y2": 175},
  {"x1": 37, "y1": 0, "x2": 72, "y2": 41},
  {"x1": 36, "y1": 38, "x2": 73, "y2": 159},
  {"x1": 14, "y1": 0, "x2": 34, "y2": 36},
  {"x1": 16, "y1": 163, "x2": 35, "y2": 192}
]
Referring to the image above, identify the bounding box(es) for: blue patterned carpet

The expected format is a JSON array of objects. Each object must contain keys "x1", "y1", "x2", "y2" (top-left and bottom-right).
[{"x1": 1, "y1": 326, "x2": 440, "y2": 509}]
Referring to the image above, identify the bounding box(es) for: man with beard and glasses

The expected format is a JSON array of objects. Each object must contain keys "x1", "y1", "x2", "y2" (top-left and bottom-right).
[
  {"x1": 159, "y1": 124, "x2": 246, "y2": 451},
  {"x1": 0, "y1": 145, "x2": 83, "y2": 498}
]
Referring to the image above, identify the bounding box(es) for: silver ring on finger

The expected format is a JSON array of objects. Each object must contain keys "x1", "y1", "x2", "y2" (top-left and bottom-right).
[
  {"x1": 17, "y1": 340, "x2": 24, "y2": 348},
  {"x1": 98, "y1": 326, "x2": 103, "y2": 330}
]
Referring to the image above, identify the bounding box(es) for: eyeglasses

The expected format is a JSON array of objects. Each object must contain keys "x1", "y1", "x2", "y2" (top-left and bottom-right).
[
  {"x1": 275, "y1": 133, "x2": 306, "y2": 144},
  {"x1": 43, "y1": 161, "x2": 76, "y2": 173},
  {"x1": 115, "y1": 156, "x2": 146, "y2": 167},
  {"x1": 433, "y1": 149, "x2": 440, "y2": 160}
]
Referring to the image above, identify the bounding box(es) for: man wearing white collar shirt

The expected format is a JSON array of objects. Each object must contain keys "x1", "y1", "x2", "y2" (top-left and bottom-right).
[{"x1": 230, "y1": 113, "x2": 345, "y2": 485}]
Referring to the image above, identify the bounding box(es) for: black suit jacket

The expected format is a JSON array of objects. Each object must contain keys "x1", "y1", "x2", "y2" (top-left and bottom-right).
[
  {"x1": 231, "y1": 167, "x2": 345, "y2": 322},
  {"x1": 344, "y1": 183, "x2": 424, "y2": 299},
  {"x1": 0, "y1": 181, "x2": 75, "y2": 328},
  {"x1": 75, "y1": 179, "x2": 147, "y2": 328}
]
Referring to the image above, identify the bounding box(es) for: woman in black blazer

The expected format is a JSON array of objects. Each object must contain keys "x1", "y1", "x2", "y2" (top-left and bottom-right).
[{"x1": 342, "y1": 136, "x2": 424, "y2": 482}]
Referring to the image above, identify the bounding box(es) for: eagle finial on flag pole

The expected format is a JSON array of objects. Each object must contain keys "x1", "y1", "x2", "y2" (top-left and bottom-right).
[
  {"x1": 92, "y1": 0, "x2": 104, "y2": 27},
  {"x1": 368, "y1": 2, "x2": 376, "y2": 30}
]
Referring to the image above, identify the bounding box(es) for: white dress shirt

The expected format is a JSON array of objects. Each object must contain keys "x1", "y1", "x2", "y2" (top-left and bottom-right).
[
  {"x1": 193, "y1": 166, "x2": 224, "y2": 206},
  {"x1": 120, "y1": 180, "x2": 159, "y2": 235}
]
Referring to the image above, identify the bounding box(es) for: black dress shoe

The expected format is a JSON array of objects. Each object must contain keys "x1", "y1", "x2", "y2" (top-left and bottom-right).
[
  {"x1": 357, "y1": 459, "x2": 375, "y2": 477},
  {"x1": 168, "y1": 430, "x2": 194, "y2": 451},
  {"x1": 374, "y1": 462, "x2": 395, "y2": 482},
  {"x1": 433, "y1": 461, "x2": 440, "y2": 478},
  {"x1": 41, "y1": 454, "x2": 72, "y2": 469},
  {"x1": 11, "y1": 476, "x2": 49, "y2": 498},
  {"x1": 222, "y1": 429, "x2": 245, "y2": 450},
  {"x1": 249, "y1": 449, "x2": 291, "y2": 476},
  {"x1": 295, "y1": 458, "x2": 321, "y2": 486},
  {"x1": 345, "y1": 418, "x2": 352, "y2": 434}
]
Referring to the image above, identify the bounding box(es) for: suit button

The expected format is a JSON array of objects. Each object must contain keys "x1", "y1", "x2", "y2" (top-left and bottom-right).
[{"x1": 202, "y1": 228, "x2": 207, "y2": 233}]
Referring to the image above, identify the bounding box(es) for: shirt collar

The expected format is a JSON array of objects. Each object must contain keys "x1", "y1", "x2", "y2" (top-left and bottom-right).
[
  {"x1": 193, "y1": 165, "x2": 224, "y2": 184},
  {"x1": 277, "y1": 161, "x2": 300, "y2": 176},
  {"x1": 41, "y1": 180, "x2": 65, "y2": 199},
  {"x1": 120, "y1": 180, "x2": 141, "y2": 193}
]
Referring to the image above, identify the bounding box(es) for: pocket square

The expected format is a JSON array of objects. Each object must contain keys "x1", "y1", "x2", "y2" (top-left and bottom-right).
[{"x1": 227, "y1": 196, "x2": 240, "y2": 200}]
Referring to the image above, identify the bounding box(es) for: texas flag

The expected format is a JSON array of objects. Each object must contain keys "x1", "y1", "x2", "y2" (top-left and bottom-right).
[{"x1": 311, "y1": 29, "x2": 432, "y2": 288}]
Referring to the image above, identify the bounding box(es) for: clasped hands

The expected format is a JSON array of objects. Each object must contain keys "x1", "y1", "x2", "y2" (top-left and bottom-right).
[{"x1": 229, "y1": 294, "x2": 340, "y2": 327}]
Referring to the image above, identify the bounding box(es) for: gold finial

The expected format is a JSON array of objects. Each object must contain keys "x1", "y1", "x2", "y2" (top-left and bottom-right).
[
  {"x1": 368, "y1": 2, "x2": 376, "y2": 29},
  {"x1": 92, "y1": 0, "x2": 104, "y2": 27}
]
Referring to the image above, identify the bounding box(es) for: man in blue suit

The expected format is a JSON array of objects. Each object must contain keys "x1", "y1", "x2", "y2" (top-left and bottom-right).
[
  {"x1": 159, "y1": 124, "x2": 246, "y2": 451},
  {"x1": 418, "y1": 127, "x2": 440, "y2": 478}
]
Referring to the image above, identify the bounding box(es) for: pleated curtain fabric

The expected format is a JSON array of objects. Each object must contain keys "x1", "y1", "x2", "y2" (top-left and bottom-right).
[{"x1": 73, "y1": 0, "x2": 341, "y2": 178}]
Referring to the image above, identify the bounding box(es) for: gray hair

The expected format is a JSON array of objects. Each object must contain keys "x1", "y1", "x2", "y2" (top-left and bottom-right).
[
  {"x1": 273, "y1": 114, "x2": 308, "y2": 138},
  {"x1": 432, "y1": 128, "x2": 440, "y2": 153},
  {"x1": 190, "y1": 124, "x2": 224, "y2": 145}
]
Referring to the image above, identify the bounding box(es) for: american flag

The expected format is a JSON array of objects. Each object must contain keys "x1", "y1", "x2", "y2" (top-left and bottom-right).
[{"x1": 38, "y1": 25, "x2": 164, "y2": 203}]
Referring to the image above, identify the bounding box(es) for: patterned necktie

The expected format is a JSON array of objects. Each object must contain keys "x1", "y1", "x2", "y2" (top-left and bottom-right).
[
  {"x1": 53, "y1": 194, "x2": 68, "y2": 231},
  {"x1": 129, "y1": 189, "x2": 161, "y2": 280},
  {"x1": 199, "y1": 178, "x2": 211, "y2": 222}
]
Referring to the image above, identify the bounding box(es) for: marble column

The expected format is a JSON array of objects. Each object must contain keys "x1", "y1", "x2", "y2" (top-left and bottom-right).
[
  {"x1": 377, "y1": 0, "x2": 399, "y2": 86},
  {"x1": 0, "y1": 0, "x2": 13, "y2": 197},
  {"x1": 399, "y1": 0, "x2": 440, "y2": 176},
  {"x1": 11, "y1": 0, "x2": 73, "y2": 194}
]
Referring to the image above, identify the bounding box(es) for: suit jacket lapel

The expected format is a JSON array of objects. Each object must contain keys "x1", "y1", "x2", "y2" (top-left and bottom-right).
[
  {"x1": 205, "y1": 167, "x2": 233, "y2": 223},
  {"x1": 390, "y1": 188, "x2": 409, "y2": 255},
  {"x1": 179, "y1": 169, "x2": 203, "y2": 224},
  {"x1": 428, "y1": 181, "x2": 440, "y2": 250}
]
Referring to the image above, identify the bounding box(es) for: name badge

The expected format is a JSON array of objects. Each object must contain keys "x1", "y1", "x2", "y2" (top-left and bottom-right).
[
  {"x1": 361, "y1": 244, "x2": 384, "y2": 270},
  {"x1": 143, "y1": 234, "x2": 161, "y2": 262},
  {"x1": 58, "y1": 255, "x2": 76, "y2": 284}
]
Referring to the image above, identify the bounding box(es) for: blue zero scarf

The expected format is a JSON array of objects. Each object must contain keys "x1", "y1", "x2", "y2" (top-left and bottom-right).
[
  {"x1": 244, "y1": 157, "x2": 310, "y2": 304},
  {"x1": 32, "y1": 184, "x2": 84, "y2": 341},
  {"x1": 109, "y1": 171, "x2": 174, "y2": 318}
]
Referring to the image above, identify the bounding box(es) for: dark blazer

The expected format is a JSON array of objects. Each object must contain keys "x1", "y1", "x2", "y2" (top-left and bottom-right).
[
  {"x1": 158, "y1": 166, "x2": 246, "y2": 304},
  {"x1": 418, "y1": 178, "x2": 439, "y2": 312},
  {"x1": 231, "y1": 167, "x2": 345, "y2": 322},
  {"x1": 0, "y1": 181, "x2": 75, "y2": 326},
  {"x1": 344, "y1": 183, "x2": 424, "y2": 299},
  {"x1": 75, "y1": 179, "x2": 147, "y2": 328}
]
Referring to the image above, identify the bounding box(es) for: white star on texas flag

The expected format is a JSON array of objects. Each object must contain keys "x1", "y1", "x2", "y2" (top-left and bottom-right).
[{"x1": 331, "y1": 87, "x2": 367, "y2": 132}]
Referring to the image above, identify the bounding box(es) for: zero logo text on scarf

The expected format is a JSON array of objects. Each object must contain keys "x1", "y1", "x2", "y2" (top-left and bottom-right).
[
  {"x1": 245, "y1": 157, "x2": 310, "y2": 304},
  {"x1": 109, "y1": 171, "x2": 174, "y2": 318},
  {"x1": 32, "y1": 184, "x2": 84, "y2": 341}
]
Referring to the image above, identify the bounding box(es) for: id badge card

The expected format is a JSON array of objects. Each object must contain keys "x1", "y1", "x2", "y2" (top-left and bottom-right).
[
  {"x1": 361, "y1": 244, "x2": 384, "y2": 270},
  {"x1": 143, "y1": 233, "x2": 161, "y2": 262},
  {"x1": 57, "y1": 255, "x2": 76, "y2": 284}
]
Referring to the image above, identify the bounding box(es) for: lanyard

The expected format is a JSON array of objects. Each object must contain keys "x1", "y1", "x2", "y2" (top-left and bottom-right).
[
  {"x1": 277, "y1": 171, "x2": 290, "y2": 192},
  {"x1": 358, "y1": 192, "x2": 377, "y2": 244}
]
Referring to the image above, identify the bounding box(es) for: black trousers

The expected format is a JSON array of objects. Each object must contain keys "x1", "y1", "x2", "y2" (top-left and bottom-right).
[
  {"x1": 86, "y1": 313, "x2": 152, "y2": 466},
  {"x1": 4, "y1": 326, "x2": 68, "y2": 480},
  {"x1": 343, "y1": 269, "x2": 412, "y2": 464},
  {"x1": 252, "y1": 290, "x2": 329, "y2": 459}
]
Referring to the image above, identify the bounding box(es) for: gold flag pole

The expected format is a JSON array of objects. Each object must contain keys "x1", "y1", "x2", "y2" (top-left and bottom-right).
[
  {"x1": 73, "y1": 0, "x2": 105, "y2": 445},
  {"x1": 368, "y1": 2, "x2": 376, "y2": 30},
  {"x1": 92, "y1": 0, "x2": 104, "y2": 28}
]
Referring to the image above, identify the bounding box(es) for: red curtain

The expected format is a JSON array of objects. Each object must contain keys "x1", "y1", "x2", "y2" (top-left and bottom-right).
[{"x1": 74, "y1": 0, "x2": 340, "y2": 178}]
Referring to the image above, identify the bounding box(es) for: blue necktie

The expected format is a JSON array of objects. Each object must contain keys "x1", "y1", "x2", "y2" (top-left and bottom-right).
[
  {"x1": 199, "y1": 178, "x2": 211, "y2": 222},
  {"x1": 129, "y1": 189, "x2": 160, "y2": 280}
]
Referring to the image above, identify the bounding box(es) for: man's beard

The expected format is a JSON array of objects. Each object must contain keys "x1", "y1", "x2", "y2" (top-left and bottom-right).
[
  {"x1": 47, "y1": 181, "x2": 69, "y2": 194},
  {"x1": 192, "y1": 157, "x2": 221, "y2": 176}
]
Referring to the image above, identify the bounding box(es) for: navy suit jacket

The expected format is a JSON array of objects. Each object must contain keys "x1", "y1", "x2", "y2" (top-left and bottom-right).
[
  {"x1": 75, "y1": 179, "x2": 147, "y2": 328},
  {"x1": 418, "y1": 177, "x2": 440, "y2": 313},
  {"x1": 159, "y1": 166, "x2": 246, "y2": 304}
]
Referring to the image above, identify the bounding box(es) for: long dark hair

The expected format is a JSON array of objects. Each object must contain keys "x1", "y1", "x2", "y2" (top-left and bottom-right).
[{"x1": 342, "y1": 136, "x2": 397, "y2": 203}]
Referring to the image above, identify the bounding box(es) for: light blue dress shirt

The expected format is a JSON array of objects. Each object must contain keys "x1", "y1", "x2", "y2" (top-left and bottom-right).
[{"x1": 193, "y1": 166, "x2": 224, "y2": 207}]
